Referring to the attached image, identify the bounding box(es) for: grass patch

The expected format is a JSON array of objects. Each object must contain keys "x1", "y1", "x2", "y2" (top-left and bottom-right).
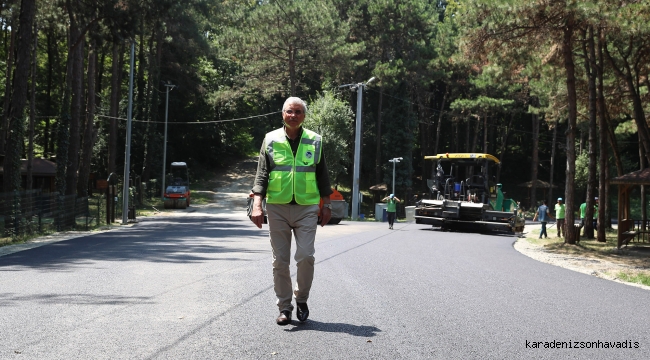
[
  {"x1": 136, "y1": 197, "x2": 166, "y2": 216},
  {"x1": 523, "y1": 223, "x2": 650, "y2": 287},
  {"x1": 189, "y1": 191, "x2": 214, "y2": 205},
  {"x1": 524, "y1": 226, "x2": 647, "y2": 261},
  {"x1": 0, "y1": 232, "x2": 51, "y2": 247},
  {"x1": 616, "y1": 272, "x2": 650, "y2": 287}
]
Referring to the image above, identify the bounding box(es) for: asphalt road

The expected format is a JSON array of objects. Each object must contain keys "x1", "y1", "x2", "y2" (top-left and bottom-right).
[{"x1": 1, "y1": 211, "x2": 648, "y2": 359}]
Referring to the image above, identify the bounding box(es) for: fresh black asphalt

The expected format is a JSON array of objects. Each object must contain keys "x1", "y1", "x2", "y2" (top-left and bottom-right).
[{"x1": 1, "y1": 212, "x2": 648, "y2": 359}]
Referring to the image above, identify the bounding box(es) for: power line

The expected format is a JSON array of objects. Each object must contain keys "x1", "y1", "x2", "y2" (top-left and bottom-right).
[{"x1": 95, "y1": 111, "x2": 281, "y2": 124}]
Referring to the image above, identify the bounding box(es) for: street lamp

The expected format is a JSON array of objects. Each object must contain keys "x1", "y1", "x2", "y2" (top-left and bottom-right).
[
  {"x1": 160, "y1": 82, "x2": 176, "y2": 200},
  {"x1": 340, "y1": 76, "x2": 376, "y2": 221},
  {"x1": 388, "y1": 157, "x2": 403, "y2": 195}
]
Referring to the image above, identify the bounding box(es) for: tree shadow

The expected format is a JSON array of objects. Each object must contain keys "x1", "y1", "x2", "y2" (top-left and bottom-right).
[
  {"x1": 286, "y1": 320, "x2": 381, "y2": 337},
  {"x1": 0, "y1": 215, "x2": 269, "y2": 270},
  {"x1": 0, "y1": 292, "x2": 154, "y2": 307}
]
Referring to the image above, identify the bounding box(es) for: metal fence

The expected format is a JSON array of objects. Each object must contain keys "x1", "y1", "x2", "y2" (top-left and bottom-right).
[
  {"x1": 0, "y1": 190, "x2": 92, "y2": 238},
  {"x1": 1, "y1": 179, "x2": 159, "y2": 241}
]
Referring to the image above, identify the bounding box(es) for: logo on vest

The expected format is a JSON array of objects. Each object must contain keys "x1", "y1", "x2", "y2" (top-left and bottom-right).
[{"x1": 305, "y1": 151, "x2": 313, "y2": 159}]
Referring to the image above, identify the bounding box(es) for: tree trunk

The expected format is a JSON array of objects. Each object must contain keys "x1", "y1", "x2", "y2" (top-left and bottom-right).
[
  {"x1": 452, "y1": 118, "x2": 458, "y2": 153},
  {"x1": 463, "y1": 118, "x2": 469, "y2": 153},
  {"x1": 417, "y1": 90, "x2": 432, "y2": 193},
  {"x1": 530, "y1": 113, "x2": 539, "y2": 211},
  {"x1": 27, "y1": 21, "x2": 37, "y2": 192},
  {"x1": 375, "y1": 87, "x2": 383, "y2": 185},
  {"x1": 2, "y1": 0, "x2": 36, "y2": 193},
  {"x1": 135, "y1": 30, "x2": 146, "y2": 175},
  {"x1": 483, "y1": 115, "x2": 488, "y2": 153},
  {"x1": 583, "y1": 27, "x2": 597, "y2": 239},
  {"x1": 44, "y1": 29, "x2": 55, "y2": 158},
  {"x1": 78, "y1": 39, "x2": 97, "y2": 197},
  {"x1": 142, "y1": 28, "x2": 163, "y2": 183},
  {"x1": 289, "y1": 45, "x2": 296, "y2": 96},
  {"x1": 65, "y1": 27, "x2": 84, "y2": 196},
  {"x1": 549, "y1": 121, "x2": 557, "y2": 205},
  {"x1": 640, "y1": 135, "x2": 646, "y2": 230},
  {"x1": 0, "y1": 14, "x2": 16, "y2": 155},
  {"x1": 433, "y1": 87, "x2": 447, "y2": 155},
  {"x1": 562, "y1": 15, "x2": 577, "y2": 244},
  {"x1": 471, "y1": 116, "x2": 480, "y2": 153},
  {"x1": 596, "y1": 28, "x2": 607, "y2": 239},
  {"x1": 604, "y1": 42, "x2": 650, "y2": 165},
  {"x1": 108, "y1": 42, "x2": 122, "y2": 175},
  {"x1": 56, "y1": 41, "x2": 74, "y2": 200},
  {"x1": 496, "y1": 113, "x2": 513, "y2": 184}
]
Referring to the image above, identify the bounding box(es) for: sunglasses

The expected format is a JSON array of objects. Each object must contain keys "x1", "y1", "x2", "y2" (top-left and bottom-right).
[{"x1": 283, "y1": 109, "x2": 303, "y2": 115}]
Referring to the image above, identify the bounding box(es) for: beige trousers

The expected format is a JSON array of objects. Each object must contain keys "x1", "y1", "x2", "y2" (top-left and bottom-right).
[{"x1": 266, "y1": 203, "x2": 319, "y2": 313}]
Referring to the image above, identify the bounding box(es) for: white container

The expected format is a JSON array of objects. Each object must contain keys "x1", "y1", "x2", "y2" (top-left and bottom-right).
[
  {"x1": 405, "y1": 206, "x2": 416, "y2": 222},
  {"x1": 374, "y1": 203, "x2": 387, "y2": 222}
]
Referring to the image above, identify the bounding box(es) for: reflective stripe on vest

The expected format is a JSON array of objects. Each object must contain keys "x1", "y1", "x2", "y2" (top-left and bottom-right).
[{"x1": 265, "y1": 128, "x2": 322, "y2": 205}]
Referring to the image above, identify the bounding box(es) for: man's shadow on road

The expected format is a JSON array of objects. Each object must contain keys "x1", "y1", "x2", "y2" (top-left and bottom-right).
[{"x1": 285, "y1": 320, "x2": 380, "y2": 337}]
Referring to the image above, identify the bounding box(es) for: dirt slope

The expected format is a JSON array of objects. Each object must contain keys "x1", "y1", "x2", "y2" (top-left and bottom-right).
[{"x1": 188, "y1": 156, "x2": 258, "y2": 215}]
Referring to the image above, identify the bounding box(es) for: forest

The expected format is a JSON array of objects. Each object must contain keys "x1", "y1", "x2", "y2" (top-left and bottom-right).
[{"x1": 1, "y1": 0, "x2": 649, "y2": 242}]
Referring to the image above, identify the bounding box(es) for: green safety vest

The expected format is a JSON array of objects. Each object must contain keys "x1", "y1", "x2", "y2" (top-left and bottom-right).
[{"x1": 265, "y1": 127, "x2": 322, "y2": 205}]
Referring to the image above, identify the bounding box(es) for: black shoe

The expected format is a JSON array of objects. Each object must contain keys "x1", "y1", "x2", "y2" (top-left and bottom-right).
[
  {"x1": 296, "y1": 302, "x2": 309, "y2": 322},
  {"x1": 276, "y1": 310, "x2": 292, "y2": 326}
]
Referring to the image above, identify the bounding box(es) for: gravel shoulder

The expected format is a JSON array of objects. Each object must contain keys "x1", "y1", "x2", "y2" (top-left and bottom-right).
[{"x1": 514, "y1": 224, "x2": 650, "y2": 291}]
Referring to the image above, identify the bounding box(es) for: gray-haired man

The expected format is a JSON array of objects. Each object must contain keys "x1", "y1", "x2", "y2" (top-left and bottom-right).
[{"x1": 251, "y1": 97, "x2": 332, "y2": 325}]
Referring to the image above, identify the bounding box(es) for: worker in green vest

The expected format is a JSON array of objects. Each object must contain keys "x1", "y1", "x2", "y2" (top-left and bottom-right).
[
  {"x1": 579, "y1": 200, "x2": 587, "y2": 237},
  {"x1": 251, "y1": 97, "x2": 332, "y2": 326},
  {"x1": 382, "y1": 194, "x2": 402, "y2": 229},
  {"x1": 555, "y1": 197, "x2": 566, "y2": 238}
]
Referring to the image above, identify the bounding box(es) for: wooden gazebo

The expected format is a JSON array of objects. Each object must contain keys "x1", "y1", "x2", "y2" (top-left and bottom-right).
[
  {"x1": 610, "y1": 168, "x2": 650, "y2": 248},
  {"x1": 517, "y1": 179, "x2": 558, "y2": 208}
]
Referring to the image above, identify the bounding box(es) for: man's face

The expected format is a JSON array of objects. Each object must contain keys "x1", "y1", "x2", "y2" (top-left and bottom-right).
[{"x1": 282, "y1": 103, "x2": 305, "y2": 130}]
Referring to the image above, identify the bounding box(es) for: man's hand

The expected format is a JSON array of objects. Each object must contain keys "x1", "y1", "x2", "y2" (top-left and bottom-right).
[
  {"x1": 251, "y1": 194, "x2": 265, "y2": 229},
  {"x1": 320, "y1": 206, "x2": 331, "y2": 227},
  {"x1": 319, "y1": 196, "x2": 332, "y2": 227}
]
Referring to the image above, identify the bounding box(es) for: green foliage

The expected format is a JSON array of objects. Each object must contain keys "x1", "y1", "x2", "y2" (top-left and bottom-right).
[
  {"x1": 3, "y1": 0, "x2": 650, "y2": 226},
  {"x1": 574, "y1": 152, "x2": 597, "y2": 194},
  {"x1": 304, "y1": 90, "x2": 353, "y2": 184},
  {"x1": 379, "y1": 86, "x2": 416, "y2": 191},
  {"x1": 222, "y1": 0, "x2": 362, "y2": 99}
]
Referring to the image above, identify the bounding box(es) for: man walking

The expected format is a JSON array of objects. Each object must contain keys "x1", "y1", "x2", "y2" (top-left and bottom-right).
[
  {"x1": 533, "y1": 200, "x2": 552, "y2": 239},
  {"x1": 555, "y1": 197, "x2": 566, "y2": 238},
  {"x1": 250, "y1": 97, "x2": 332, "y2": 326}
]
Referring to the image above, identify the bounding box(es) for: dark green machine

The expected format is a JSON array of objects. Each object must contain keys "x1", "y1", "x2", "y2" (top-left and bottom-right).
[{"x1": 415, "y1": 153, "x2": 525, "y2": 234}]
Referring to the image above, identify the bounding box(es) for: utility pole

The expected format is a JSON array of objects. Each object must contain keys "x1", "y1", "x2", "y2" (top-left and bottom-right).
[
  {"x1": 161, "y1": 83, "x2": 176, "y2": 200},
  {"x1": 340, "y1": 77, "x2": 376, "y2": 221},
  {"x1": 122, "y1": 42, "x2": 135, "y2": 224},
  {"x1": 389, "y1": 157, "x2": 403, "y2": 195}
]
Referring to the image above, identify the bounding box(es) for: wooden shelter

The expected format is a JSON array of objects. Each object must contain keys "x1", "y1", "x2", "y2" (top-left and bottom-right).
[
  {"x1": 610, "y1": 168, "x2": 650, "y2": 248},
  {"x1": 0, "y1": 158, "x2": 56, "y2": 192},
  {"x1": 517, "y1": 179, "x2": 557, "y2": 208},
  {"x1": 369, "y1": 183, "x2": 388, "y2": 207}
]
